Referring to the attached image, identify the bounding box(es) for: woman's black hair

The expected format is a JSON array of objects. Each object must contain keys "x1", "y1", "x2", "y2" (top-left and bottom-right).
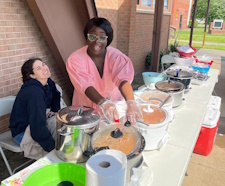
[
  {"x1": 21, "y1": 57, "x2": 42, "y2": 83},
  {"x1": 83, "y1": 17, "x2": 113, "y2": 47}
]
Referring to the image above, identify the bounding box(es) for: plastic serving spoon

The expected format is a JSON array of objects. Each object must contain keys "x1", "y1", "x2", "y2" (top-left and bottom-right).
[
  {"x1": 159, "y1": 94, "x2": 171, "y2": 108},
  {"x1": 143, "y1": 100, "x2": 154, "y2": 113}
]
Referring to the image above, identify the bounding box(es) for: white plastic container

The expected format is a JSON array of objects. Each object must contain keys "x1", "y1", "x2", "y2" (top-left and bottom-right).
[{"x1": 173, "y1": 56, "x2": 195, "y2": 66}]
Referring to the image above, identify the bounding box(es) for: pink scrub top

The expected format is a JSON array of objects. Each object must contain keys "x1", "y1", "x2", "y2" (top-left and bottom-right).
[{"x1": 66, "y1": 45, "x2": 134, "y2": 111}]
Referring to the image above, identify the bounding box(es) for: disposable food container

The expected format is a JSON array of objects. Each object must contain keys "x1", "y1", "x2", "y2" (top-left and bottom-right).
[
  {"x1": 176, "y1": 46, "x2": 196, "y2": 57},
  {"x1": 173, "y1": 56, "x2": 195, "y2": 66},
  {"x1": 194, "y1": 55, "x2": 213, "y2": 66},
  {"x1": 191, "y1": 63, "x2": 210, "y2": 73}
]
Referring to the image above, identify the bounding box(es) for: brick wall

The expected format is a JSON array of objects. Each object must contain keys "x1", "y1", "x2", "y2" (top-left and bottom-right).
[
  {"x1": 170, "y1": 0, "x2": 191, "y2": 30},
  {"x1": 0, "y1": 0, "x2": 71, "y2": 133},
  {"x1": 94, "y1": 0, "x2": 118, "y2": 48},
  {"x1": 208, "y1": 23, "x2": 225, "y2": 34},
  {"x1": 95, "y1": 0, "x2": 170, "y2": 73}
]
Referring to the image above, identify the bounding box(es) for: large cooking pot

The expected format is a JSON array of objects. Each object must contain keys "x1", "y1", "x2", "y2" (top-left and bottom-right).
[
  {"x1": 88, "y1": 121, "x2": 145, "y2": 183},
  {"x1": 56, "y1": 106, "x2": 100, "y2": 163},
  {"x1": 166, "y1": 69, "x2": 193, "y2": 92},
  {"x1": 139, "y1": 90, "x2": 174, "y2": 122},
  {"x1": 155, "y1": 80, "x2": 185, "y2": 107},
  {"x1": 136, "y1": 103, "x2": 170, "y2": 150}
]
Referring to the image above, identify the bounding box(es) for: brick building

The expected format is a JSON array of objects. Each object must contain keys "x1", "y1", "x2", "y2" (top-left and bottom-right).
[
  {"x1": 0, "y1": 0, "x2": 172, "y2": 133},
  {"x1": 170, "y1": 0, "x2": 193, "y2": 30}
]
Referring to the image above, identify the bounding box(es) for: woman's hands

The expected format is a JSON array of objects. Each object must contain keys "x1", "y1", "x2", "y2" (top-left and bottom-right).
[
  {"x1": 125, "y1": 100, "x2": 142, "y2": 126},
  {"x1": 98, "y1": 99, "x2": 119, "y2": 123}
]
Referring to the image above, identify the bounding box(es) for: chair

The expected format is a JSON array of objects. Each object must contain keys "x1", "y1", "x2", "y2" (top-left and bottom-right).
[
  {"x1": 161, "y1": 54, "x2": 175, "y2": 72},
  {"x1": 56, "y1": 84, "x2": 67, "y2": 108},
  {"x1": 0, "y1": 96, "x2": 33, "y2": 176}
]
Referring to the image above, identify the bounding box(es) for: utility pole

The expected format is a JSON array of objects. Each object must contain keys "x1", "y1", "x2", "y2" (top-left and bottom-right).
[
  {"x1": 202, "y1": 0, "x2": 210, "y2": 48},
  {"x1": 189, "y1": 0, "x2": 198, "y2": 46}
]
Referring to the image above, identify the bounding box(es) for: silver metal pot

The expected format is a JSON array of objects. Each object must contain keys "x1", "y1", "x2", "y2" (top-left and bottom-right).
[
  {"x1": 89, "y1": 121, "x2": 145, "y2": 183},
  {"x1": 55, "y1": 106, "x2": 100, "y2": 163},
  {"x1": 155, "y1": 80, "x2": 185, "y2": 107},
  {"x1": 166, "y1": 69, "x2": 193, "y2": 91}
]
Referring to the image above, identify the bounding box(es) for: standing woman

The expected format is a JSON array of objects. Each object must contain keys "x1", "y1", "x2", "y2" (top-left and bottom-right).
[
  {"x1": 9, "y1": 58, "x2": 60, "y2": 158},
  {"x1": 66, "y1": 17, "x2": 142, "y2": 124}
]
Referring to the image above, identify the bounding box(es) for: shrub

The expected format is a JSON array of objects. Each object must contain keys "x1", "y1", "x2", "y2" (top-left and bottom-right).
[
  {"x1": 145, "y1": 51, "x2": 152, "y2": 69},
  {"x1": 188, "y1": 20, "x2": 198, "y2": 28},
  {"x1": 168, "y1": 39, "x2": 179, "y2": 53},
  {"x1": 145, "y1": 50, "x2": 164, "y2": 71}
]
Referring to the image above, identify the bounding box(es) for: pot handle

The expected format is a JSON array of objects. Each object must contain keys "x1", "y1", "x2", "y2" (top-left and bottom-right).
[
  {"x1": 124, "y1": 120, "x2": 131, "y2": 127},
  {"x1": 57, "y1": 126, "x2": 73, "y2": 136},
  {"x1": 83, "y1": 146, "x2": 109, "y2": 157},
  {"x1": 58, "y1": 131, "x2": 74, "y2": 136}
]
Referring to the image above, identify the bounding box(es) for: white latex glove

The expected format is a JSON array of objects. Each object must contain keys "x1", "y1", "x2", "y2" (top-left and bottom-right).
[
  {"x1": 126, "y1": 100, "x2": 143, "y2": 126},
  {"x1": 98, "y1": 99, "x2": 119, "y2": 123}
]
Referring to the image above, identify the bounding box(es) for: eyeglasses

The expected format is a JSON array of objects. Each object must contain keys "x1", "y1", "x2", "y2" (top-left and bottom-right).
[{"x1": 87, "y1": 34, "x2": 108, "y2": 42}]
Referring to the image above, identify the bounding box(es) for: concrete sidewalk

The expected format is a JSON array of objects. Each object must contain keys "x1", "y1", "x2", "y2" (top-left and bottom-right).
[{"x1": 182, "y1": 49, "x2": 225, "y2": 186}]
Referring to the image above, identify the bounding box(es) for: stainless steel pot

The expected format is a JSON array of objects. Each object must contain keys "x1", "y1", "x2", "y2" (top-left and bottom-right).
[
  {"x1": 166, "y1": 69, "x2": 193, "y2": 91},
  {"x1": 56, "y1": 106, "x2": 100, "y2": 163},
  {"x1": 88, "y1": 121, "x2": 145, "y2": 183},
  {"x1": 155, "y1": 80, "x2": 185, "y2": 107}
]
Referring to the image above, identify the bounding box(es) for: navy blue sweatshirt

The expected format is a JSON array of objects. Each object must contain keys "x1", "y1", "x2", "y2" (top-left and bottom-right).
[{"x1": 9, "y1": 78, "x2": 60, "y2": 152}]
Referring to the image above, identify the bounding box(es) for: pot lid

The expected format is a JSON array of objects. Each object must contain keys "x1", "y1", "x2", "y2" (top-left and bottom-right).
[
  {"x1": 91, "y1": 123, "x2": 141, "y2": 156},
  {"x1": 155, "y1": 80, "x2": 184, "y2": 92},
  {"x1": 57, "y1": 106, "x2": 100, "y2": 129},
  {"x1": 141, "y1": 104, "x2": 167, "y2": 124},
  {"x1": 166, "y1": 69, "x2": 193, "y2": 79},
  {"x1": 140, "y1": 90, "x2": 173, "y2": 106}
]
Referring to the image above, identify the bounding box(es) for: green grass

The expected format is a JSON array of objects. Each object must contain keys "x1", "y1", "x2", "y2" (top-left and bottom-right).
[
  {"x1": 169, "y1": 40, "x2": 225, "y2": 51},
  {"x1": 169, "y1": 27, "x2": 225, "y2": 51}
]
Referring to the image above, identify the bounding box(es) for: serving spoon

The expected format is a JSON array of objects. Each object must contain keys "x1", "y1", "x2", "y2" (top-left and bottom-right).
[{"x1": 143, "y1": 94, "x2": 171, "y2": 113}]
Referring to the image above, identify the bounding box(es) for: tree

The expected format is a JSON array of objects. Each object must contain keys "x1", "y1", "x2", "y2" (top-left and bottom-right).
[{"x1": 194, "y1": 0, "x2": 225, "y2": 23}]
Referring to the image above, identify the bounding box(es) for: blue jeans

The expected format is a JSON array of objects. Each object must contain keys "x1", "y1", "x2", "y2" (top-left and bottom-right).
[{"x1": 13, "y1": 132, "x2": 25, "y2": 145}]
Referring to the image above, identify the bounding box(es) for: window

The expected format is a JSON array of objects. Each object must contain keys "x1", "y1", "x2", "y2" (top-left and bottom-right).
[
  {"x1": 142, "y1": 0, "x2": 151, "y2": 7},
  {"x1": 137, "y1": 0, "x2": 170, "y2": 12}
]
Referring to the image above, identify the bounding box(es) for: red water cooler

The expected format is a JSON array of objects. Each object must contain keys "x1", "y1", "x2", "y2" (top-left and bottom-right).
[{"x1": 193, "y1": 96, "x2": 221, "y2": 156}]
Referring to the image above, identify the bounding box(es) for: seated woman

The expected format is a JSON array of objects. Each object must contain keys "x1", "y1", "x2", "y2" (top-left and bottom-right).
[
  {"x1": 9, "y1": 58, "x2": 60, "y2": 159},
  {"x1": 66, "y1": 17, "x2": 142, "y2": 124}
]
